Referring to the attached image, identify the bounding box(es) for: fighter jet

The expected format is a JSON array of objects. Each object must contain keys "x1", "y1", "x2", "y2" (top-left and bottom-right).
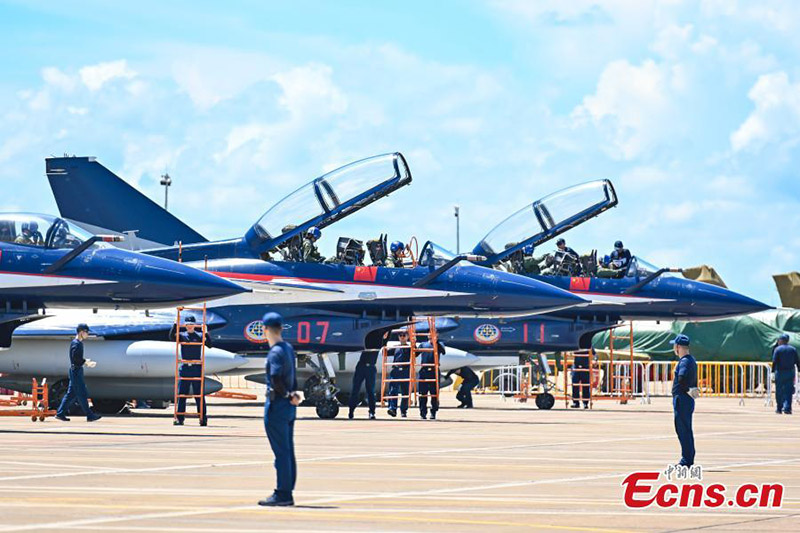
[
  {"x1": 0, "y1": 212, "x2": 246, "y2": 347},
  {"x1": 471, "y1": 179, "x2": 771, "y2": 321},
  {"x1": 30, "y1": 153, "x2": 586, "y2": 417}
]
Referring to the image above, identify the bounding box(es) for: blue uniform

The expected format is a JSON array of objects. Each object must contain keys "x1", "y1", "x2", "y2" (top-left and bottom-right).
[
  {"x1": 387, "y1": 347, "x2": 411, "y2": 414},
  {"x1": 264, "y1": 341, "x2": 298, "y2": 499},
  {"x1": 454, "y1": 366, "x2": 479, "y2": 408},
  {"x1": 175, "y1": 330, "x2": 207, "y2": 423},
  {"x1": 772, "y1": 344, "x2": 800, "y2": 414},
  {"x1": 672, "y1": 354, "x2": 698, "y2": 466},
  {"x1": 57, "y1": 338, "x2": 98, "y2": 420},
  {"x1": 571, "y1": 352, "x2": 591, "y2": 407},
  {"x1": 348, "y1": 351, "x2": 378, "y2": 416},
  {"x1": 418, "y1": 342, "x2": 440, "y2": 418}
]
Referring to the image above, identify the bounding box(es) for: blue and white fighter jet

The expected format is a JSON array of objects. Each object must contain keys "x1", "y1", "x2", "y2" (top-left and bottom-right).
[{"x1": 0, "y1": 212, "x2": 246, "y2": 347}]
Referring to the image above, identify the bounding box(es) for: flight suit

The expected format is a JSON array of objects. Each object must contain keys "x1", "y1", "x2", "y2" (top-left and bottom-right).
[
  {"x1": 390, "y1": 255, "x2": 404, "y2": 268},
  {"x1": 172, "y1": 328, "x2": 209, "y2": 424},
  {"x1": 348, "y1": 351, "x2": 378, "y2": 417},
  {"x1": 56, "y1": 338, "x2": 100, "y2": 420},
  {"x1": 265, "y1": 341, "x2": 298, "y2": 500},
  {"x1": 387, "y1": 347, "x2": 411, "y2": 416},
  {"x1": 301, "y1": 238, "x2": 324, "y2": 263},
  {"x1": 455, "y1": 366, "x2": 480, "y2": 408},
  {"x1": 418, "y1": 341, "x2": 441, "y2": 419},
  {"x1": 597, "y1": 248, "x2": 632, "y2": 278},
  {"x1": 772, "y1": 343, "x2": 800, "y2": 414},
  {"x1": 672, "y1": 353, "x2": 698, "y2": 466},
  {"x1": 571, "y1": 352, "x2": 591, "y2": 408}
]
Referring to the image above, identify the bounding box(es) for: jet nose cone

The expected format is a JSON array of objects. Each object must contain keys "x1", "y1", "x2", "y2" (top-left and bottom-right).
[
  {"x1": 493, "y1": 270, "x2": 587, "y2": 313},
  {"x1": 693, "y1": 283, "x2": 772, "y2": 317},
  {"x1": 138, "y1": 256, "x2": 248, "y2": 305}
]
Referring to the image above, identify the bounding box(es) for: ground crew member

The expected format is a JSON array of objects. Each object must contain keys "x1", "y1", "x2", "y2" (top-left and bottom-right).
[
  {"x1": 259, "y1": 312, "x2": 301, "y2": 507},
  {"x1": 387, "y1": 329, "x2": 411, "y2": 417},
  {"x1": 170, "y1": 315, "x2": 209, "y2": 426},
  {"x1": 55, "y1": 324, "x2": 102, "y2": 422},
  {"x1": 671, "y1": 334, "x2": 698, "y2": 466},
  {"x1": 772, "y1": 333, "x2": 799, "y2": 414},
  {"x1": 597, "y1": 240, "x2": 632, "y2": 278},
  {"x1": 301, "y1": 226, "x2": 324, "y2": 263},
  {"x1": 571, "y1": 349, "x2": 592, "y2": 409},
  {"x1": 348, "y1": 350, "x2": 378, "y2": 419},
  {"x1": 418, "y1": 340, "x2": 443, "y2": 419},
  {"x1": 389, "y1": 240, "x2": 405, "y2": 267},
  {"x1": 447, "y1": 366, "x2": 480, "y2": 408}
]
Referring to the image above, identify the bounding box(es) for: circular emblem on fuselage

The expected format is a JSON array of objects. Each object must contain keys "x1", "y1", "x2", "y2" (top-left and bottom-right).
[
  {"x1": 244, "y1": 320, "x2": 269, "y2": 344},
  {"x1": 474, "y1": 323, "x2": 501, "y2": 344}
]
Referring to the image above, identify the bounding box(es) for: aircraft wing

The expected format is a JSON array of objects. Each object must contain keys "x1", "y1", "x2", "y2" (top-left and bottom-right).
[{"x1": 473, "y1": 179, "x2": 618, "y2": 265}]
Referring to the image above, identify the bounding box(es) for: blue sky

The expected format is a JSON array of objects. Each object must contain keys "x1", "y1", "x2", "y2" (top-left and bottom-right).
[{"x1": 1, "y1": 1, "x2": 799, "y2": 305}]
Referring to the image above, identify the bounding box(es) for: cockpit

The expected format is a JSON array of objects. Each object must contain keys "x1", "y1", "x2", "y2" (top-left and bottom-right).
[
  {"x1": 250, "y1": 153, "x2": 412, "y2": 251},
  {"x1": 0, "y1": 214, "x2": 100, "y2": 250},
  {"x1": 418, "y1": 241, "x2": 458, "y2": 268},
  {"x1": 473, "y1": 180, "x2": 617, "y2": 261}
]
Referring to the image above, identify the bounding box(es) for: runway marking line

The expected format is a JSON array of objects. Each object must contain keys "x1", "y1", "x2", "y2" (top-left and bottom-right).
[
  {"x1": 6, "y1": 456, "x2": 799, "y2": 532},
  {"x1": 1, "y1": 425, "x2": 795, "y2": 483}
]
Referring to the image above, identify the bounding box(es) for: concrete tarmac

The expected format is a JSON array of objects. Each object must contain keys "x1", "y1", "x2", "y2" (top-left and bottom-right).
[{"x1": 0, "y1": 393, "x2": 798, "y2": 532}]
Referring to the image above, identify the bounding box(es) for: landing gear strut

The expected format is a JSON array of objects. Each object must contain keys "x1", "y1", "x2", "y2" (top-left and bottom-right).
[{"x1": 299, "y1": 354, "x2": 341, "y2": 419}]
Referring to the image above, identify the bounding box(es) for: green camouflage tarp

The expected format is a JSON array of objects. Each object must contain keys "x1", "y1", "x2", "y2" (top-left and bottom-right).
[{"x1": 592, "y1": 309, "x2": 800, "y2": 362}]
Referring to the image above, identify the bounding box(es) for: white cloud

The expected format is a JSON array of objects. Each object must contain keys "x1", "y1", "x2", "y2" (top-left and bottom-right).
[
  {"x1": 170, "y1": 48, "x2": 281, "y2": 109},
  {"x1": 272, "y1": 64, "x2": 348, "y2": 118},
  {"x1": 572, "y1": 59, "x2": 686, "y2": 160},
  {"x1": 41, "y1": 67, "x2": 76, "y2": 91},
  {"x1": 731, "y1": 71, "x2": 800, "y2": 151},
  {"x1": 67, "y1": 106, "x2": 88, "y2": 115},
  {"x1": 79, "y1": 60, "x2": 136, "y2": 91}
]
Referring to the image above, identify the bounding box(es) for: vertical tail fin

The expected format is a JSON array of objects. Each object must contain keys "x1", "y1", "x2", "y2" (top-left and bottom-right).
[{"x1": 45, "y1": 156, "x2": 207, "y2": 248}]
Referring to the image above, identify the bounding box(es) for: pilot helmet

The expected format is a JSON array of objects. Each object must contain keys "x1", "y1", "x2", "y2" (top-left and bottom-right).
[
  {"x1": 522, "y1": 244, "x2": 534, "y2": 255},
  {"x1": 307, "y1": 226, "x2": 321, "y2": 240},
  {"x1": 390, "y1": 240, "x2": 404, "y2": 254},
  {"x1": 556, "y1": 238, "x2": 566, "y2": 246},
  {"x1": 21, "y1": 222, "x2": 31, "y2": 233},
  {"x1": 614, "y1": 240, "x2": 624, "y2": 249}
]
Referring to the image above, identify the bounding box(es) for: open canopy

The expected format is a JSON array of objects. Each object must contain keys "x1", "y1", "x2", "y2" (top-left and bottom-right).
[
  {"x1": 0, "y1": 213, "x2": 102, "y2": 250},
  {"x1": 247, "y1": 153, "x2": 412, "y2": 255},
  {"x1": 472, "y1": 180, "x2": 617, "y2": 265}
]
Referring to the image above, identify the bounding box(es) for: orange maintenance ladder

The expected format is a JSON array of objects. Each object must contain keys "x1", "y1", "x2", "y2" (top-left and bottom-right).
[
  {"x1": 380, "y1": 317, "x2": 441, "y2": 407},
  {"x1": 606, "y1": 321, "x2": 636, "y2": 403},
  {"x1": 0, "y1": 379, "x2": 56, "y2": 422},
  {"x1": 173, "y1": 305, "x2": 208, "y2": 424}
]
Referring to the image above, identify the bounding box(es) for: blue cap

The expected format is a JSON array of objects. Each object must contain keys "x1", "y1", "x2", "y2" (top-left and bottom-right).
[
  {"x1": 779, "y1": 333, "x2": 790, "y2": 342},
  {"x1": 262, "y1": 312, "x2": 283, "y2": 328},
  {"x1": 670, "y1": 334, "x2": 690, "y2": 346},
  {"x1": 76, "y1": 323, "x2": 90, "y2": 333}
]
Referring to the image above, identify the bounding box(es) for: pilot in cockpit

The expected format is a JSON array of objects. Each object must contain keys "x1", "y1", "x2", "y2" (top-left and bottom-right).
[
  {"x1": 15, "y1": 221, "x2": 43, "y2": 246},
  {"x1": 301, "y1": 226, "x2": 325, "y2": 263},
  {"x1": 389, "y1": 241, "x2": 406, "y2": 268},
  {"x1": 596, "y1": 240, "x2": 632, "y2": 278}
]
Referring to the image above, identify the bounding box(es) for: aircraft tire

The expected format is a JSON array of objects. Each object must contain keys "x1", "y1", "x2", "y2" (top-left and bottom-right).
[
  {"x1": 92, "y1": 399, "x2": 128, "y2": 415},
  {"x1": 315, "y1": 399, "x2": 340, "y2": 419},
  {"x1": 535, "y1": 393, "x2": 555, "y2": 410}
]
